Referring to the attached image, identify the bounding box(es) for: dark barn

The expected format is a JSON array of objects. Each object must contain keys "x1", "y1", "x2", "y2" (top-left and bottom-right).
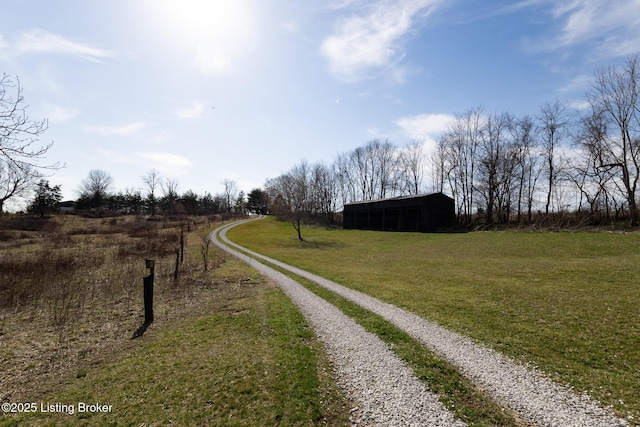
[{"x1": 343, "y1": 192, "x2": 455, "y2": 232}]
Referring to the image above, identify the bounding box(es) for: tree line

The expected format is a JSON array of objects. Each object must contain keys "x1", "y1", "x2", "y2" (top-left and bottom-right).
[
  {"x1": 266, "y1": 139, "x2": 427, "y2": 236},
  {"x1": 52, "y1": 169, "x2": 263, "y2": 217},
  {"x1": 435, "y1": 54, "x2": 640, "y2": 227},
  {"x1": 26, "y1": 169, "x2": 271, "y2": 217},
  {"x1": 267, "y1": 54, "x2": 640, "y2": 228},
  {"x1": 4, "y1": 55, "x2": 640, "y2": 227}
]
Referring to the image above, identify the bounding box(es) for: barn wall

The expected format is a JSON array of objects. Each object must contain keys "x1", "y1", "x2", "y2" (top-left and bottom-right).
[{"x1": 343, "y1": 193, "x2": 455, "y2": 232}]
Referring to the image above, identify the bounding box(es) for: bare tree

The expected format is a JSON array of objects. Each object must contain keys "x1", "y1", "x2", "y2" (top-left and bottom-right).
[
  {"x1": 585, "y1": 54, "x2": 640, "y2": 226},
  {"x1": 221, "y1": 179, "x2": 237, "y2": 214},
  {"x1": 351, "y1": 145, "x2": 372, "y2": 200},
  {"x1": 537, "y1": 100, "x2": 574, "y2": 216},
  {"x1": 160, "y1": 177, "x2": 179, "y2": 214},
  {"x1": 310, "y1": 162, "x2": 337, "y2": 226},
  {"x1": 373, "y1": 139, "x2": 398, "y2": 199},
  {"x1": 79, "y1": 169, "x2": 113, "y2": 197},
  {"x1": 346, "y1": 139, "x2": 399, "y2": 201},
  {"x1": 142, "y1": 169, "x2": 162, "y2": 216},
  {"x1": 573, "y1": 106, "x2": 623, "y2": 222},
  {"x1": 0, "y1": 74, "x2": 60, "y2": 212},
  {"x1": 437, "y1": 107, "x2": 484, "y2": 225},
  {"x1": 334, "y1": 151, "x2": 357, "y2": 206},
  {"x1": 76, "y1": 169, "x2": 113, "y2": 210},
  {"x1": 398, "y1": 141, "x2": 425, "y2": 195},
  {"x1": 0, "y1": 75, "x2": 55, "y2": 167},
  {"x1": 477, "y1": 112, "x2": 513, "y2": 225},
  {"x1": 0, "y1": 161, "x2": 40, "y2": 213},
  {"x1": 510, "y1": 115, "x2": 541, "y2": 223},
  {"x1": 430, "y1": 142, "x2": 447, "y2": 194},
  {"x1": 266, "y1": 161, "x2": 311, "y2": 241},
  {"x1": 161, "y1": 177, "x2": 179, "y2": 197}
]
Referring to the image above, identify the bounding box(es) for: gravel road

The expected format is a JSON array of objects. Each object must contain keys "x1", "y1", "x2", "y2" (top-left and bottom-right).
[
  {"x1": 212, "y1": 221, "x2": 465, "y2": 426},
  {"x1": 212, "y1": 217, "x2": 628, "y2": 427}
]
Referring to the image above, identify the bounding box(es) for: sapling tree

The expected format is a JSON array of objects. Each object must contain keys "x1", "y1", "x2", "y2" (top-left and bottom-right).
[{"x1": 142, "y1": 169, "x2": 162, "y2": 216}]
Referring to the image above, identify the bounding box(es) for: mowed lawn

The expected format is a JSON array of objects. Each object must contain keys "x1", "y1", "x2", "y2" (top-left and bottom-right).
[{"x1": 228, "y1": 217, "x2": 640, "y2": 423}]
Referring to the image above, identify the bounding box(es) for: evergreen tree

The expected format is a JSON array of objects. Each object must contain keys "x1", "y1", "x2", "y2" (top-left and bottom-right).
[{"x1": 28, "y1": 179, "x2": 62, "y2": 217}]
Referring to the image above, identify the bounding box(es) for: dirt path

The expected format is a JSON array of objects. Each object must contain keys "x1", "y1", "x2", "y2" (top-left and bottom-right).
[{"x1": 212, "y1": 217, "x2": 627, "y2": 427}]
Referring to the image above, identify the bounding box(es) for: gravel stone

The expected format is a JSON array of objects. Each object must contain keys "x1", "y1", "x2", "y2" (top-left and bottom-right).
[
  {"x1": 213, "y1": 218, "x2": 627, "y2": 427},
  {"x1": 213, "y1": 222, "x2": 465, "y2": 426}
]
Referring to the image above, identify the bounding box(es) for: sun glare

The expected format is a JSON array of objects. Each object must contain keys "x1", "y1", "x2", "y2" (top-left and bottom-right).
[
  {"x1": 155, "y1": 1, "x2": 249, "y2": 38},
  {"x1": 147, "y1": 0, "x2": 258, "y2": 72}
]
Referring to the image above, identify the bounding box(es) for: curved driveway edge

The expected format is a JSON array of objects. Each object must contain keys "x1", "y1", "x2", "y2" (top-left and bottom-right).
[
  {"x1": 215, "y1": 217, "x2": 627, "y2": 427},
  {"x1": 211, "y1": 219, "x2": 465, "y2": 426}
]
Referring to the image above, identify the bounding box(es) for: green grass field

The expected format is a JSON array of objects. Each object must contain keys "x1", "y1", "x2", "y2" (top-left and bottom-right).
[{"x1": 228, "y1": 217, "x2": 640, "y2": 423}]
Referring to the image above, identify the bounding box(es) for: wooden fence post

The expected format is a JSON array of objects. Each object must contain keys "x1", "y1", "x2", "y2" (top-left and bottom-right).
[
  {"x1": 144, "y1": 259, "x2": 155, "y2": 324},
  {"x1": 174, "y1": 249, "x2": 180, "y2": 280},
  {"x1": 180, "y1": 227, "x2": 185, "y2": 265}
]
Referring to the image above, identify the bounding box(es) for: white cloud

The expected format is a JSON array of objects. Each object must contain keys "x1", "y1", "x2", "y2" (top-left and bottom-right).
[
  {"x1": 394, "y1": 113, "x2": 453, "y2": 152},
  {"x1": 175, "y1": 101, "x2": 207, "y2": 119},
  {"x1": 536, "y1": 1, "x2": 640, "y2": 59},
  {"x1": 558, "y1": 73, "x2": 592, "y2": 93},
  {"x1": 11, "y1": 29, "x2": 115, "y2": 62},
  {"x1": 328, "y1": 0, "x2": 365, "y2": 9},
  {"x1": 568, "y1": 99, "x2": 590, "y2": 111},
  {"x1": 88, "y1": 121, "x2": 147, "y2": 136},
  {"x1": 503, "y1": 0, "x2": 547, "y2": 13},
  {"x1": 136, "y1": 152, "x2": 192, "y2": 176},
  {"x1": 97, "y1": 148, "x2": 192, "y2": 177},
  {"x1": 43, "y1": 104, "x2": 79, "y2": 123},
  {"x1": 145, "y1": 129, "x2": 173, "y2": 144},
  {"x1": 320, "y1": 0, "x2": 444, "y2": 81},
  {"x1": 394, "y1": 113, "x2": 453, "y2": 140}
]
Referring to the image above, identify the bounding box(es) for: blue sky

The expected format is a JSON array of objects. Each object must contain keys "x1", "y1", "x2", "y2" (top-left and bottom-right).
[{"x1": 1, "y1": 0, "x2": 639, "y2": 204}]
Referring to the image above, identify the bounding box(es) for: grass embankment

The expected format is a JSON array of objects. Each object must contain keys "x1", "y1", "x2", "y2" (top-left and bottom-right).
[
  {"x1": 228, "y1": 217, "x2": 640, "y2": 424},
  {"x1": 0, "y1": 215, "x2": 350, "y2": 426}
]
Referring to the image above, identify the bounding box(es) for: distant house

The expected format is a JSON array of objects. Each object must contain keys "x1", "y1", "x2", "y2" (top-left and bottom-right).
[
  {"x1": 343, "y1": 192, "x2": 456, "y2": 232},
  {"x1": 58, "y1": 200, "x2": 76, "y2": 214}
]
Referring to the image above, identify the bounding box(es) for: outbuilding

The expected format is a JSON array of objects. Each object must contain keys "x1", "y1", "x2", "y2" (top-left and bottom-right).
[
  {"x1": 58, "y1": 200, "x2": 76, "y2": 214},
  {"x1": 343, "y1": 192, "x2": 455, "y2": 232}
]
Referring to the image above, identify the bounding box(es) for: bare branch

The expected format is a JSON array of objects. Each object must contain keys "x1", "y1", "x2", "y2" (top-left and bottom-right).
[{"x1": 0, "y1": 74, "x2": 60, "y2": 170}]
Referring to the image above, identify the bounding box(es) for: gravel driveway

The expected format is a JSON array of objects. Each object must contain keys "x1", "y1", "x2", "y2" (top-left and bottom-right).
[{"x1": 212, "y1": 218, "x2": 627, "y2": 427}]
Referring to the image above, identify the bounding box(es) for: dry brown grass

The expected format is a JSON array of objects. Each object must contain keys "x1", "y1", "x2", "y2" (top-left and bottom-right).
[{"x1": 0, "y1": 213, "x2": 238, "y2": 404}]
